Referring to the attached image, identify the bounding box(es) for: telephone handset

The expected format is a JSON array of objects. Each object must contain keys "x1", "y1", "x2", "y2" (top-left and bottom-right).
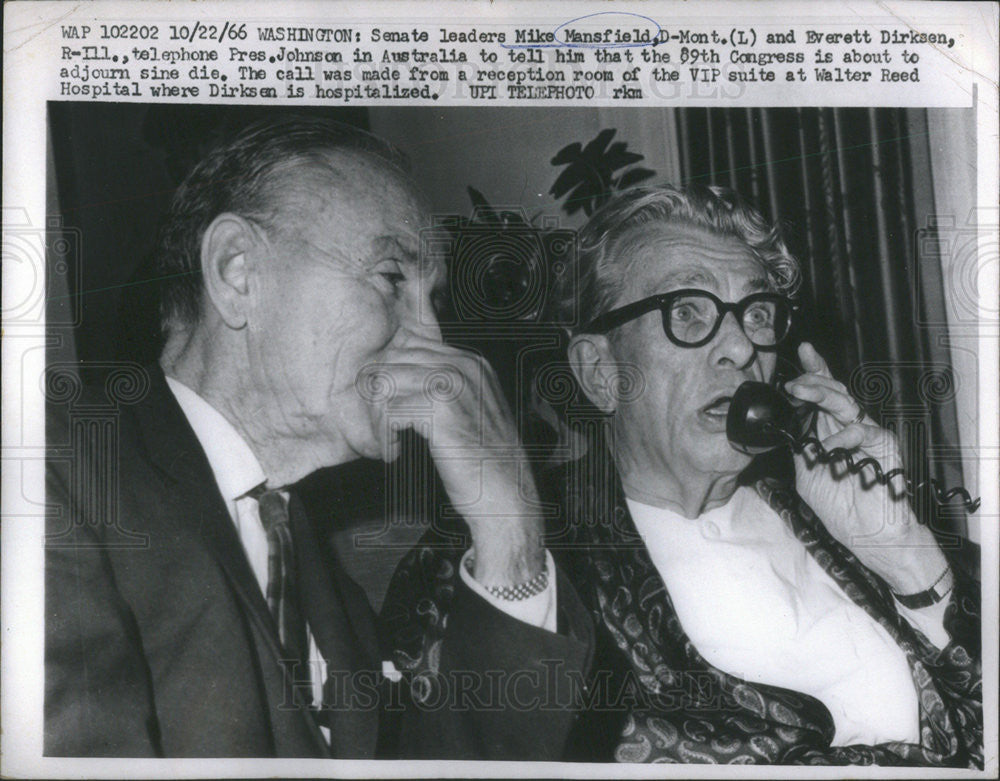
[
  {"x1": 726, "y1": 380, "x2": 981, "y2": 513},
  {"x1": 726, "y1": 381, "x2": 816, "y2": 456}
]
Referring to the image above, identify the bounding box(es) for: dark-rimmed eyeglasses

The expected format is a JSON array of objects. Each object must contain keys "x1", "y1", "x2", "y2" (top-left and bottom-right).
[{"x1": 578, "y1": 289, "x2": 797, "y2": 349}]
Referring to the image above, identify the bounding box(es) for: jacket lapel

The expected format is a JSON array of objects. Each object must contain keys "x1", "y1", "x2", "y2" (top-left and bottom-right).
[
  {"x1": 132, "y1": 365, "x2": 329, "y2": 756},
  {"x1": 757, "y1": 478, "x2": 960, "y2": 756},
  {"x1": 758, "y1": 477, "x2": 918, "y2": 646},
  {"x1": 133, "y1": 365, "x2": 278, "y2": 650},
  {"x1": 288, "y1": 490, "x2": 380, "y2": 758},
  {"x1": 569, "y1": 447, "x2": 969, "y2": 763},
  {"x1": 568, "y1": 452, "x2": 837, "y2": 739}
]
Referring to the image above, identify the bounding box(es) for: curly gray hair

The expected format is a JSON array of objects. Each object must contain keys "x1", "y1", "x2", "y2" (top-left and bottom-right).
[{"x1": 554, "y1": 183, "x2": 802, "y2": 331}]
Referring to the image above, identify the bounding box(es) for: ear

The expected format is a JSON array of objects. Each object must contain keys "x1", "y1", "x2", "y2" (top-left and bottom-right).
[
  {"x1": 567, "y1": 333, "x2": 620, "y2": 414},
  {"x1": 200, "y1": 213, "x2": 259, "y2": 330}
]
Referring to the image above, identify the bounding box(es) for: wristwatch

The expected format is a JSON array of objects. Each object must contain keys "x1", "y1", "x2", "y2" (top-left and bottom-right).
[{"x1": 892, "y1": 566, "x2": 954, "y2": 610}]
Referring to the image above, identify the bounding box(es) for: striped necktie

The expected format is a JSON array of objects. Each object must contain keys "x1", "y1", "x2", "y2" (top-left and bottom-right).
[{"x1": 254, "y1": 488, "x2": 310, "y2": 686}]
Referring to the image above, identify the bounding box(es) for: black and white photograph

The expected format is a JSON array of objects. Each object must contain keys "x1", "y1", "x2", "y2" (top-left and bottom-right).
[{"x1": 3, "y1": 2, "x2": 997, "y2": 778}]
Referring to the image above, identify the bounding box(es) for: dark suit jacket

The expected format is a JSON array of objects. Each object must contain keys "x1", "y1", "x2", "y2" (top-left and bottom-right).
[{"x1": 45, "y1": 364, "x2": 592, "y2": 758}]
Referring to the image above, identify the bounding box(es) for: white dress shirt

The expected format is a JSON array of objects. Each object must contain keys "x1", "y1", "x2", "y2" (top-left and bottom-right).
[
  {"x1": 164, "y1": 375, "x2": 558, "y2": 698},
  {"x1": 166, "y1": 376, "x2": 329, "y2": 709},
  {"x1": 628, "y1": 486, "x2": 949, "y2": 747}
]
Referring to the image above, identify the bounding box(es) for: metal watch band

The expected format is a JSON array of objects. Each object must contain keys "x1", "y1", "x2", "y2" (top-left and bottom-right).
[
  {"x1": 464, "y1": 555, "x2": 549, "y2": 601},
  {"x1": 892, "y1": 566, "x2": 953, "y2": 610}
]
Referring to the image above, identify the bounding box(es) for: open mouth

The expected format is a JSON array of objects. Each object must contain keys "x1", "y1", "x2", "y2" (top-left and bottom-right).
[{"x1": 700, "y1": 395, "x2": 732, "y2": 418}]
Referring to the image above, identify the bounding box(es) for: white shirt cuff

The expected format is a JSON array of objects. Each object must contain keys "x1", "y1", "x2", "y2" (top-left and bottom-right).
[
  {"x1": 459, "y1": 548, "x2": 558, "y2": 633},
  {"x1": 896, "y1": 594, "x2": 951, "y2": 650}
]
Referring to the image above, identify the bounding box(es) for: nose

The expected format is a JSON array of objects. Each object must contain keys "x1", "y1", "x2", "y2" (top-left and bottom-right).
[{"x1": 708, "y1": 310, "x2": 756, "y2": 369}]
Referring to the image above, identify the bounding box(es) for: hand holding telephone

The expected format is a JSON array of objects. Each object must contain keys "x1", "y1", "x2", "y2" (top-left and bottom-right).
[
  {"x1": 726, "y1": 380, "x2": 981, "y2": 513},
  {"x1": 726, "y1": 381, "x2": 817, "y2": 456}
]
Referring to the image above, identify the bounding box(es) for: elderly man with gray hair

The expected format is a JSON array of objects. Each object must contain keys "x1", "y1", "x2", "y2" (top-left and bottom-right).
[
  {"x1": 45, "y1": 116, "x2": 592, "y2": 759},
  {"x1": 386, "y1": 182, "x2": 982, "y2": 766}
]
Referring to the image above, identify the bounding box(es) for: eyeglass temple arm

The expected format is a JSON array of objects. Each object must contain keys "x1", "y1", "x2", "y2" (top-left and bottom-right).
[
  {"x1": 577, "y1": 293, "x2": 799, "y2": 336},
  {"x1": 577, "y1": 296, "x2": 666, "y2": 336}
]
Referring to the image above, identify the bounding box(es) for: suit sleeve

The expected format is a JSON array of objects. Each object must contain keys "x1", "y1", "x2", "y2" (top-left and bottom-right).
[
  {"x1": 45, "y1": 432, "x2": 161, "y2": 757},
  {"x1": 926, "y1": 556, "x2": 983, "y2": 766},
  {"x1": 940, "y1": 543, "x2": 982, "y2": 655},
  {"x1": 380, "y1": 533, "x2": 594, "y2": 760},
  {"x1": 891, "y1": 537, "x2": 981, "y2": 676}
]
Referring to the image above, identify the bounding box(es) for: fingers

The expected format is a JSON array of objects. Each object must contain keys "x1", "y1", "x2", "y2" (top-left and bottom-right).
[
  {"x1": 797, "y1": 341, "x2": 831, "y2": 377},
  {"x1": 795, "y1": 422, "x2": 866, "y2": 478},
  {"x1": 357, "y1": 360, "x2": 482, "y2": 415},
  {"x1": 378, "y1": 333, "x2": 490, "y2": 384},
  {"x1": 785, "y1": 375, "x2": 864, "y2": 428},
  {"x1": 371, "y1": 330, "x2": 508, "y2": 411},
  {"x1": 389, "y1": 326, "x2": 454, "y2": 354},
  {"x1": 820, "y1": 422, "x2": 866, "y2": 452},
  {"x1": 786, "y1": 344, "x2": 867, "y2": 429},
  {"x1": 357, "y1": 334, "x2": 517, "y2": 465},
  {"x1": 358, "y1": 362, "x2": 474, "y2": 431},
  {"x1": 797, "y1": 421, "x2": 904, "y2": 490}
]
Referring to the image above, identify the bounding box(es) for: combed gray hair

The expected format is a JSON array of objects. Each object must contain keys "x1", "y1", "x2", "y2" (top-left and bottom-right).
[
  {"x1": 156, "y1": 115, "x2": 411, "y2": 335},
  {"x1": 555, "y1": 183, "x2": 801, "y2": 331}
]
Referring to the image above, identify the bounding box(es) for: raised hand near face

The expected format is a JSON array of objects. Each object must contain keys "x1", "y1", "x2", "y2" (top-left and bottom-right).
[
  {"x1": 359, "y1": 327, "x2": 545, "y2": 588},
  {"x1": 784, "y1": 342, "x2": 949, "y2": 595}
]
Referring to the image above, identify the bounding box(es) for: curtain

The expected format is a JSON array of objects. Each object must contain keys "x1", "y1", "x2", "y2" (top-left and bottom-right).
[{"x1": 675, "y1": 107, "x2": 969, "y2": 540}]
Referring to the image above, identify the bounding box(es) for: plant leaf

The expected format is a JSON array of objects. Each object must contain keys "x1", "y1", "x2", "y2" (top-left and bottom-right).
[
  {"x1": 615, "y1": 167, "x2": 657, "y2": 190},
  {"x1": 550, "y1": 142, "x2": 583, "y2": 166},
  {"x1": 563, "y1": 182, "x2": 604, "y2": 215},
  {"x1": 605, "y1": 142, "x2": 644, "y2": 168},
  {"x1": 549, "y1": 163, "x2": 589, "y2": 199},
  {"x1": 466, "y1": 185, "x2": 502, "y2": 224},
  {"x1": 582, "y1": 128, "x2": 616, "y2": 157},
  {"x1": 550, "y1": 129, "x2": 656, "y2": 218},
  {"x1": 467, "y1": 186, "x2": 491, "y2": 210}
]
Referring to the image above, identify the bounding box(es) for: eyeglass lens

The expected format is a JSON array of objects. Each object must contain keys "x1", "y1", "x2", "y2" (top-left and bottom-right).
[{"x1": 666, "y1": 293, "x2": 786, "y2": 346}]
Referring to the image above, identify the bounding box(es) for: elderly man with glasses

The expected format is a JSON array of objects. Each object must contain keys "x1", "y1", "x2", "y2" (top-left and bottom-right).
[{"x1": 385, "y1": 183, "x2": 982, "y2": 766}]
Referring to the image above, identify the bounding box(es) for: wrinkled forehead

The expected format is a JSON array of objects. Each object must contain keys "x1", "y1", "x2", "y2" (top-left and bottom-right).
[
  {"x1": 613, "y1": 222, "x2": 770, "y2": 301},
  {"x1": 269, "y1": 149, "x2": 437, "y2": 271},
  {"x1": 277, "y1": 148, "x2": 426, "y2": 223}
]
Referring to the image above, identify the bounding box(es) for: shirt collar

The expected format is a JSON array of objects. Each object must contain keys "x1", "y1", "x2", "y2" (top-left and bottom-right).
[
  {"x1": 627, "y1": 486, "x2": 749, "y2": 539},
  {"x1": 164, "y1": 375, "x2": 267, "y2": 504}
]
